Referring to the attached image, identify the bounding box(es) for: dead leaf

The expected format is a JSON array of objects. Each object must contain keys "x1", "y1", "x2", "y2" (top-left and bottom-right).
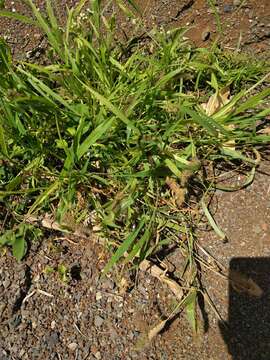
[
  {"x1": 139, "y1": 259, "x2": 183, "y2": 300},
  {"x1": 200, "y1": 86, "x2": 230, "y2": 116},
  {"x1": 201, "y1": 87, "x2": 236, "y2": 149},
  {"x1": 230, "y1": 270, "x2": 263, "y2": 297},
  {"x1": 118, "y1": 277, "x2": 129, "y2": 295},
  {"x1": 166, "y1": 177, "x2": 186, "y2": 208}
]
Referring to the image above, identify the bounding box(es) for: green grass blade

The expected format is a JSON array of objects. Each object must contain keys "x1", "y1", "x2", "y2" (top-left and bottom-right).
[
  {"x1": 17, "y1": 68, "x2": 79, "y2": 114},
  {"x1": 77, "y1": 117, "x2": 115, "y2": 159},
  {"x1": 233, "y1": 87, "x2": 270, "y2": 115},
  {"x1": 185, "y1": 290, "x2": 198, "y2": 334},
  {"x1": 0, "y1": 122, "x2": 8, "y2": 157},
  {"x1": 27, "y1": 180, "x2": 60, "y2": 215},
  {"x1": 0, "y1": 10, "x2": 37, "y2": 25},
  {"x1": 124, "y1": 228, "x2": 151, "y2": 264},
  {"x1": 201, "y1": 199, "x2": 226, "y2": 241},
  {"x1": 78, "y1": 79, "x2": 139, "y2": 133},
  {"x1": 221, "y1": 148, "x2": 257, "y2": 165},
  {"x1": 102, "y1": 217, "x2": 146, "y2": 275},
  {"x1": 23, "y1": 0, "x2": 61, "y2": 55},
  {"x1": 46, "y1": 0, "x2": 59, "y2": 30}
]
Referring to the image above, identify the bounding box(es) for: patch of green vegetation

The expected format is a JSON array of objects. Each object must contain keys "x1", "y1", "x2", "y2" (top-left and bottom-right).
[{"x1": 0, "y1": 1, "x2": 269, "y2": 318}]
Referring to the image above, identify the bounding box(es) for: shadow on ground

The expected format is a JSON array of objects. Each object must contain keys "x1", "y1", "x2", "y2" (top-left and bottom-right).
[{"x1": 220, "y1": 257, "x2": 270, "y2": 360}]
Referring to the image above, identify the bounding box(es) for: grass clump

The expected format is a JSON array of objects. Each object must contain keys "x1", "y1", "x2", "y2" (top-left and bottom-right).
[{"x1": 0, "y1": 0, "x2": 270, "y2": 281}]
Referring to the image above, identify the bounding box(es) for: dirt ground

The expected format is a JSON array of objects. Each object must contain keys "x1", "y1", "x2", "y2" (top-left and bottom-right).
[{"x1": 0, "y1": 1, "x2": 270, "y2": 359}]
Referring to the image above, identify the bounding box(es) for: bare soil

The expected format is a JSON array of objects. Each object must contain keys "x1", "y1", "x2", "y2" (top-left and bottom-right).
[{"x1": 0, "y1": 1, "x2": 270, "y2": 360}]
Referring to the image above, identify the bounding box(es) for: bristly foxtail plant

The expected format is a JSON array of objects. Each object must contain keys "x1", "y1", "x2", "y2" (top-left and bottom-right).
[{"x1": 0, "y1": 0, "x2": 270, "y2": 330}]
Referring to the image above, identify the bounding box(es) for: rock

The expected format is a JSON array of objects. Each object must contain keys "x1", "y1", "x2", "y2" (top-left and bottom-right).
[
  {"x1": 0, "y1": 303, "x2": 6, "y2": 317},
  {"x1": 46, "y1": 332, "x2": 60, "y2": 347},
  {"x1": 94, "y1": 351, "x2": 102, "y2": 360},
  {"x1": 51, "y1": 320, "x2": 56, "y2": 330},
  {"x1": 224, "y1": 4, "x2": 233, "y2": 13},
  {"x1": 3, "y1": 278, "x2": 11, "y2": 289},
  {"x1": 101, "y1": 278, "x2": 115, "y2": 290},
  {"x1": 68, "y1": 342, "x2": 78, "y2": 351},
  {"x1": 233, "y1": 0, "x2": 241, "y2": 5},
  {"x1": 95, "y1": 291, "x2": 102, "y2": 301},
  {"x1": 94, "y1": 315, "x2": 104, "y2": 327},
  {"x1": 9, "y1": 314, "x2": 22, "y2": 328}
]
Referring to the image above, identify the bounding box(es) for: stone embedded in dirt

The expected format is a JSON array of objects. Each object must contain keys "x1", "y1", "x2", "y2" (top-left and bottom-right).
[
  {"x1": 224, "y1": 4, "x2": 234, "y2": 13},
  {"x1": 100, "y1": 278, "x2": 115, "y2": 290},
  {"x1": 46, "y1": 332, "x2": 60, "y2": 347},
  {"x1": 0, "y1": 303, "x2": 6, "y2": 317},
  {"x1": 3, "y1": 278, "x2": 11, "y2": 289},
  {"x1": 94, "y1": 315, "x2": 104, "y2": 327},
  {"x1": 68, "y1": 342, "x2": 78, "y2": 351},
  {"x1": 51, "y1": 320, "x2": 56, "y2": 330},
  {"x1": 9, "y1": 314, "x2": 22, "y2": 328},
  {"x1": 95, "y1": 291, "x2": 102, "y2": 301},
  {"x1": 94, "y1": 351, "x2": 102, "y2": 360}
]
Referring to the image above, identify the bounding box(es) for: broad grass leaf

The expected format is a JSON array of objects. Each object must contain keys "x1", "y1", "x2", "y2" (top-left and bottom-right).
[
  {"x1": 164, "y1": 159, "x2": 182, "y2": 179},
  {"x1": 13, "y1": 236, "x2": 26, "y2": 261},
  {"x1": 183, "y1": 107, "x2": 228, "y2": 136},
  {"x1": 221, "y1": 148, "x2": 257, "y2": 165},
  {"x1": 0, "y1": 122, "x2": 8, "y2": 157},
  {"x1": 185, "y1": 290, "x2": 198, "y2": 334},
  {"x1": 234, "y1": 87, "x2": 270, "y2": 115}
]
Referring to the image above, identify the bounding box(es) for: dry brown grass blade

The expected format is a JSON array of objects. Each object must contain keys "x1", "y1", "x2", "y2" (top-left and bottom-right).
[
  {"x1": 148, "y1": 319, "x2": 167, "y2": 341},
  {"x1": 25, "y1": 214, "x2": 94, "y2": 239},
  {"x1": 139, "y1": 259, "x2": 183, "y2": 300}
]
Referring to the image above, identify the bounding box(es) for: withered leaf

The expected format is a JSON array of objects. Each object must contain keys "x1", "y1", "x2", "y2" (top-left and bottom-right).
[
  {"x1": 166, "y1": 177, "x2": 186, "y2": 208},
  {"x1": 200, "y1": 86, "x2": 230, "y2": 116}
]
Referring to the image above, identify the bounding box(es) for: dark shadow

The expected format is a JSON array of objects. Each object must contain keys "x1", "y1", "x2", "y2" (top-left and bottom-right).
[
  {"x1": 219, "y1": 257, "x2": 270, "y2": 360},
  {"x1": 12, "y1": 265, "x2": 32, "y2": 313},
  {"x1": 70, "y1": 264, "x2": 82, "y2": 281}
]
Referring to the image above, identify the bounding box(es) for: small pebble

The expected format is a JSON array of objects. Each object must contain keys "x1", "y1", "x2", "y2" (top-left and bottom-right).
[
  {"x1": 68, "y1": 342, "x2": 78, "y2": 351},
  {"x1": 95, "y1": 291, "x2": 102, "y2": 301},
  {"x1": 94, "y1": 315, "x2": 104, "y2": 327},
  {"x1": 3, "y1": 279, "x2": 11, "y2": 289},
  {"x1": 46, "y1": 332, "x2": 60, "y2": 347},
  {"x1": 224, "y1": 4, "x2": 233, "y2": 13},
  {"x1": 51, "y1": 320, "x2": 56, "y2": 330},
  {"x1": 94, "y1": 352, "x2": 101, "y2": 360}
]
